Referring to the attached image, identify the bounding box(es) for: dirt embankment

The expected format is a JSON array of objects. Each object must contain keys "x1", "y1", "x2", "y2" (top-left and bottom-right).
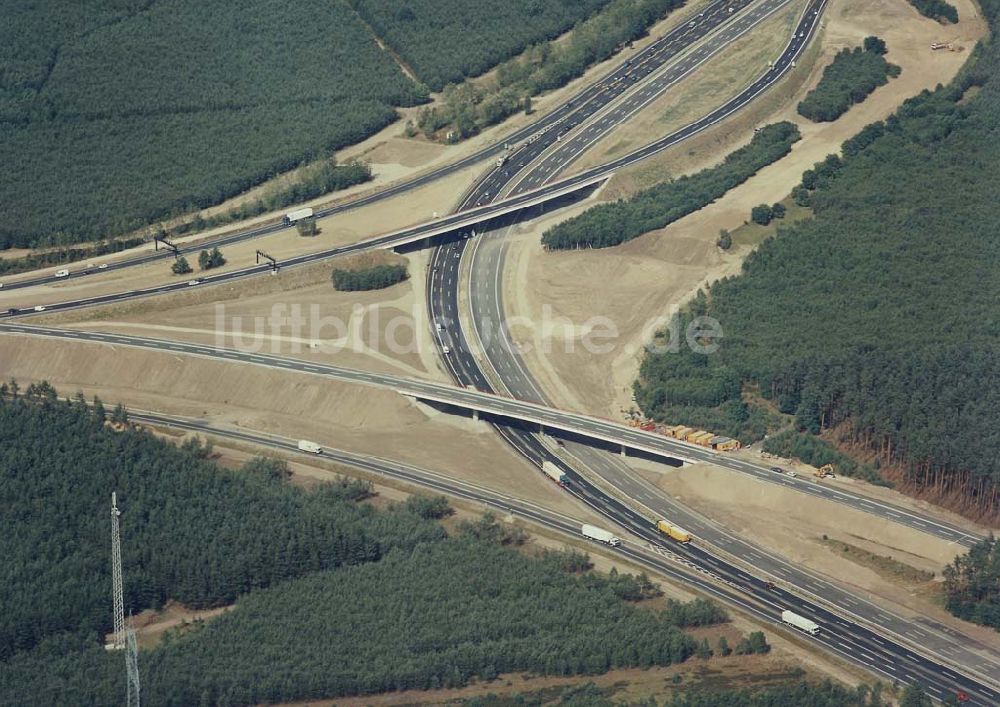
[{"x1": 504, "y1": 0, "x2": 986, "y2": 419}]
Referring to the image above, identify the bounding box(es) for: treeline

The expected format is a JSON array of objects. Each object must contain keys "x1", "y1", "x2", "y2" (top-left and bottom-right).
[
  {"x1": 173, "y1": 159, "x2": 371, "y2": 237},
  {"x1": 909, "y1": 0, "x2": 959, "y2": 23},
  {"x1": 944, "y1": 536, "x2": 1000, "y2": 629},
  {"x1": 332, "y1": 263, "x2": 408, "y2": 290},
  {"x1": 0, "y1": 386, "x2": 445, "y2": 659},
  {"x1": 762, "y1": 431, "x2": 880, "y2": 483},
  {"x1": 348, "y1": 0, "x2": 613, "y2": 92},
  {"x1": 541, "y1": 122, "x2": 801, "y2": 249},
  {"x1": 0, "y1": 0, "x2": 425, "y2": 249},
  {"x1": 797, "y1": 38, "x2": 900, "y2": 122},
  {"x1": 634, "y1": 0, "x2": 1000, "y2": 518},
  {"x1": 0, "y1": 528, "x2": 707, "y2": 704},
  {"x1": 0, "y1": 237, "x2": 144, "y2": 277},
  {"x1": 414, "y1": 0, "x2": 683, "y2": 140}
]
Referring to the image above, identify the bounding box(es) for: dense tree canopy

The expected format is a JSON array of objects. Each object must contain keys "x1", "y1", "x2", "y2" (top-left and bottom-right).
[
  {"x1": 944, "y1": 536, "x2": 1000, "y2": 629},
  {"x1": 332, "y1": 263, "x2": 409, "y2": 291},
  {"x1": 635, "y1": 0, "x2": 1000, "y2": 518},
  {"x1": 0, "y1": 0, "x2": 425, "y2": 249},
  {"x1": 797, "y1": 41, "x2": 900, "y2": 122},
  {"x1": 0, "y1": 390, "x2": 444, "y2": 659},
  {"x1": 908, "y1": 0, "x2": 959, "y2": 23},
  {"x1": 542, "y1": 122, "x2": 801, "y2": 249},
  {"x1": 348, "y1": 0, "x2": 614, "y2": 91},
  {"x1": 414, "y1": 0, "x2": 683, "y2": 140}
]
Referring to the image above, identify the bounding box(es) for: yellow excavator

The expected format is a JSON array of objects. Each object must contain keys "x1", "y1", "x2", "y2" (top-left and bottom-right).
[{"x1": 814, "y1": 464, "x2": 835, "y2": 479}]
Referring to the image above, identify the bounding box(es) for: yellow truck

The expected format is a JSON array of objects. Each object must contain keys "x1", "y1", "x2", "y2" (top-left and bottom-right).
[{"x1": 656, "y1": 520, "x2": 692, "y2": 543}]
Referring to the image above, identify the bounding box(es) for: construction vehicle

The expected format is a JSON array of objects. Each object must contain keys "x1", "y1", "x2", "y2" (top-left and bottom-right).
[
  {"x1": 582, "y1": 524, "x2": 621, "y2": 546},
  {"x1": 542, "y1": 461, "x2": 569, "y2": 487},
  {"x1": 656, "y1": 520, "x2": 691, "y2": 543},
  {"x1": 781, "y1": 610, "x2": 820, "y2": 635},
  {"x1": 814, "y1": 464, "x2": 835, "y2": 479}
]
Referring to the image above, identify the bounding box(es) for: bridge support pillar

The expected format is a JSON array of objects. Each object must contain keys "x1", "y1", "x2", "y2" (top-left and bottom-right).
[
  {"x1": 620, "y1": 445, "x2": 627, "y2": 458},
  {"x1": 472, "y1": 409, "x2": 479, "y2": 421}
]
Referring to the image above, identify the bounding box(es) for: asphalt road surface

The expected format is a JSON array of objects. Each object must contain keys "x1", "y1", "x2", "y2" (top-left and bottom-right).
[
  {"x1": 126, "y1": 408, "x2": 999, "y2": 706},
  {"x1": 6, "y1": 321, "x2": 998, "y2": 698},
  {"x1": 0, "y1": 0, "x2": 762, "y2": 295},
  {"x1": 2, "y1": 0, "x2": 810, "y2": 317},
  {"x1": 424, "y1": 0, "x2": 1000, "y2": 697}
]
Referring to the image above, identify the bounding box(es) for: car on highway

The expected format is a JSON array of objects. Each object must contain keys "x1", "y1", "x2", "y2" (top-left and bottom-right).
[
  {"x1": 6, "y1": 308, "x2": 17, "y2": 315},
  {"x1": 770, "y1": 466, "x2": 783, "y2": 473},
  {"x1": 99, "y1": 263, "x2": 109, "y2": 270},
  {"x1": 187, "y1": 279, "x2": 202, "y2": 286},
  {"x1": 54, "y1": 269, "x2": 69, "y2": 278},
  {"x1": 33, "y1": 305, "x2": 46, "y2": 312},
  {"x1": 785, "y1": 470, "x2": 798, "y2": 478},
  {"x1": 442, "y1": 345, "x2": 451, "y2": 354}
]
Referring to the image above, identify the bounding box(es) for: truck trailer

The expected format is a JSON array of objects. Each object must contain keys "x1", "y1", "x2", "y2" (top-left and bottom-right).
[
  {"x1": 581, "y1": 524, "x2": 621, "y2": 546},
  {"x1": 297, "y1": 439, "x2": 322, "y2": 454},
  {"x1": 283, "y1": 207, "x2": 314, "y2": 225},
  {"x1": 541, "y1": 461, "x2": 569, "y2": 487},
  {"x1": 656, "y1": 520, "x2": 692, "y2": 543},
  {"x1": 781, "y1": 610, "x2": 820, "y2": 635}
]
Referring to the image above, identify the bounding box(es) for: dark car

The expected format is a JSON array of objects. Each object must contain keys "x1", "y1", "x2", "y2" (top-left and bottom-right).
[{"x1": 770, "y1": 466, "x2": 783, "y2": 473}]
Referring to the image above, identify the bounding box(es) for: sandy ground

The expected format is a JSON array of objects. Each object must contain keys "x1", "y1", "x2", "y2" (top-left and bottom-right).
[
  {"x1": 574, "y1": 0, "x2": 808, "y2": 170},
  {"x1": 501, "y1": 0, "x2": 986, "y2": 419},
  {"x1": 40, "y1": 251, "x2": 447, "y2": 380},
  {"x1": 634, "y1": 460, "x2": 1000, "y2": 651},
  {"x1": 0, "y1": 155, "x2": 485, "y2": 308},
  {"x1": 2, "y1": 0, "x2": 715, "y2": 277},
  {"x1": 0, "y1": 335, "x2": 593, "y2": 520}
]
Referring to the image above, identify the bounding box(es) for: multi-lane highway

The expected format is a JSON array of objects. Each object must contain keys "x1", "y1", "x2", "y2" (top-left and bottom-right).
[
  {"x1": 123, "y1": 409, "x2": 998, "y2": 705},
  {"x1": 422, "y1": 0, "x2": 1000, "y2": 698},
  {"x1": 2, "y1": 0, "x2": 811, "y2": 318},
  {"x1": 6, "y1": 320, "x2": 1000, "y2": 698},
  {"x1": 4, "y1": 0, "x2": 996, "y2": 697},
  {"x1": 0, "y1": 0, "x2": 764, "y2": 295}
]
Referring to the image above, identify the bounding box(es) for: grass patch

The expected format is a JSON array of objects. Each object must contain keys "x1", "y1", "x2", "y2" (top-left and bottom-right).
[{"x1": 819, "y1": 537, "x2": 936, "y2": 585}]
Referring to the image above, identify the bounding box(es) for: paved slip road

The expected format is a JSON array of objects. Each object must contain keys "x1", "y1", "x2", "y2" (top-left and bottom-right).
[
  {"x1": 2, "y1": 0, "x2": 996, "y2": 697},
  {"x1": 427, "y1": 0, "x2": 1000, "y2": 700},
  {"x1": 5, "y1": 322, "x2": 998, "y2": 701},
  {"x1": 125, "y1": 408, "x2": 999, "y2": 706},
  {"x1": 1, "y1": 0, "x2": 813, "y2": 317},
  {"x1": 0, "y1": 0, "x2": 763, "y2": 294}
]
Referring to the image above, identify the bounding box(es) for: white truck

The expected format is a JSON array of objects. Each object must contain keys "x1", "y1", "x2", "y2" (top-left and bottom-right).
[
  {"x1": 283, "y1": 207, "x2": 314, "y2": 225},
  {"x1": 541, "y1": 460, "x2": 568, "y2": 487},
  {"x1": 781, "y1": 610, "x2": 820, "y2": 635},
  {"x1": 582, "y1": 524, "x2": 621, "y2": 547},
  {"x1": 297, "y1": 439, "x2": 322, "y2": 454}
]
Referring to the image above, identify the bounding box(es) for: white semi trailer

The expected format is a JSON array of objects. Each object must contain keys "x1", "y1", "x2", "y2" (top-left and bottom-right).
[
  {"x1": 781, "y1": 610, "x2": 820, "y2": 635},
  {"x1": 541, "y1": 461, "x2": 568, "y2": 487},
  {"x1": 283, "y1": 207, "x2": 314, "y2": 225},
  {"x1": 581, "y1": 524, "x2": 621, "y2": 547},
  {"x1": 297, "y1": 439, "x2": 322, "y2": 454}
]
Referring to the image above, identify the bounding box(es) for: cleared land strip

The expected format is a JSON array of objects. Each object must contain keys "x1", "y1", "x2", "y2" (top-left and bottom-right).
[{"x1": 0, "y1": 321, "x2": 980, "y2": 548}]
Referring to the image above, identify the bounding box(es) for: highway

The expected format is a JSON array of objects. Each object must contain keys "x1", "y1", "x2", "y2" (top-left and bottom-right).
[
  {"x1": 1, "y1": 0, "x2": 814, "y2": 318},
  {"x1": 2, "y1": 0, "x2": 995, "y2": 696},
  {"x1": 0, "y1": 0, "x2": 765, "y2": 295},
  {"x1": 423, "y1": 0, "x2": 1000, "y2": 698},
  {"x1": 123, "y1": 408, "x2": 999, "y2": 706},
  {"x1": 6, "y1": 320, "x2": 999, "y2": 696}
]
